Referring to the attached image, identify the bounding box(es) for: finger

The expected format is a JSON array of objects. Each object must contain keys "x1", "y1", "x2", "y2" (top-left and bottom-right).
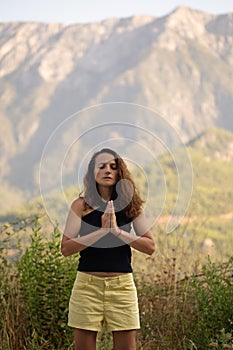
[
  {"x1": 105, "y1": 201, "x2": 113, "y2": 213},
  {"x1": 110, "y1": 200, "x2": 115, "y2": 213},
  {"x1": 101, "y1": 214, "x2": 111, "y2": 228}
]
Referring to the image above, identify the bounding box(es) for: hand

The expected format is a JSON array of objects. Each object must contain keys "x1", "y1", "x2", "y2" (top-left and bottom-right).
[
  {"x1": 108, "y1": 201, "x2": 121, "y2": 236},
  {"x1": 101, "y1": 201, "x2": 112, "y2": 232},
  {"x1": 102, "y1": 201, "x2": 121, "y2": 236}
]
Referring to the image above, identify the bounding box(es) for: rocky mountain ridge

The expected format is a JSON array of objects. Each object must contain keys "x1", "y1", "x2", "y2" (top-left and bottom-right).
[{"x1": 0, "y1": 6, "x2": 232, "y2": 210}]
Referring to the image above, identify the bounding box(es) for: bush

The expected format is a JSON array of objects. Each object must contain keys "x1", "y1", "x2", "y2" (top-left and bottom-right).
[
  {"x1": 17, "y1": 216, "x2": 77, "y2": 349},
  {"x1": 136, "y1": 257, "x2": 233, "y2": 350},
  {"x1": 0, "y1": 216, "x2": 232, "y2": 349},
  {"x1": 185, "y1": 258, "x2": 233, "y2": 349}
]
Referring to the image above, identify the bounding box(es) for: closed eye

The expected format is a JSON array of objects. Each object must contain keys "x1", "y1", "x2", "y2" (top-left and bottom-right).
[
  {"x1": 98, "y1": 163, "x2": 117, "y2": 170},
  {"x1": 110, "y1": 164, "x2": 117, "y2": 170}
]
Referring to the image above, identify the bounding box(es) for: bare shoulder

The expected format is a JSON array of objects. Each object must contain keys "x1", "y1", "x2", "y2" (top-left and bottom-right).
[{"x1": 70, "y1": 197, "x2": 85, "y2": 217}]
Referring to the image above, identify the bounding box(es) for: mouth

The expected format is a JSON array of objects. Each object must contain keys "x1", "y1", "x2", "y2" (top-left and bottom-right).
[{"x1": 103, "y1": 176, "x2": 112, "y2": 180}]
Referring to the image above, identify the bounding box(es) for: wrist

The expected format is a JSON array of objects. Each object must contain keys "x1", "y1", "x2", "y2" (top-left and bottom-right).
[
  {"x1": 100, "y1": 228, "x2": 108, "y2": 235},
  {"x1": 114, "y1": 227, "x2": 122, "y2": 237}
]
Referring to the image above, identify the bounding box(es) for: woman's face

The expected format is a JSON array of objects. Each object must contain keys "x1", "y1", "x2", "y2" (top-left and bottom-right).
[{"x1": 94, "y1": 152, "x2": 119, "y2": 187}]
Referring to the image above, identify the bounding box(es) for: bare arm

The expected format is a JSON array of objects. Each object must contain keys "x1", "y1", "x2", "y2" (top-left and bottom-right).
[
  {"x1": 61, "y1": 198, "x2": 110, "y2": 257},
  {"x1": 109, "y1": 202, "x2": 155, "y2": 255},
  {"x1": 130, "y1": 212, "x2": 155, "y2": 255}
]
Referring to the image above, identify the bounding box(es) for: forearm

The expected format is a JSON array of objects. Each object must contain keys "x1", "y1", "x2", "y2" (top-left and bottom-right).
[
  {"x1": 61, "y1": 228, "x2": 107, "y2": 257},
  {"x1": 115, "y1": 229, "x2": 155, "y2": 255}
]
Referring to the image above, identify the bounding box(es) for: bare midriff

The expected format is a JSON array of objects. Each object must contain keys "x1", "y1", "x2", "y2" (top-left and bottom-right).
[{"x1": 83, "y1": 271, "x2": 129, "y2": 277}]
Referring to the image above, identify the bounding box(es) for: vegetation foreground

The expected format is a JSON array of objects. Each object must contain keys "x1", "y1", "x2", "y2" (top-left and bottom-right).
[{"x1": 0, "y1": 217, "x2": 232, "y2": 350}]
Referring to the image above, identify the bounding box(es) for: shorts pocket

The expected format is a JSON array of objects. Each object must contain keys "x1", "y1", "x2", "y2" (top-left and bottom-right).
[
  {"x1": 76, "y1": 281, "x2": 89, "y2": 289},
  {"x1": 72, "y1": 277, "x2": 89, "y2": 291},
  {"x1": 117, "y1": 280, "x2": 136, "y2": 291}
]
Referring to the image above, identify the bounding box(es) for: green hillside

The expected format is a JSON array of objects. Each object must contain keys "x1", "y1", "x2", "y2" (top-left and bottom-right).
[
  {"x1": 132, "y1": 127, "x2": 233, "y2": 215},
  {"x1": 1, "y1": 127, "x2": 232, "y2": 262}
]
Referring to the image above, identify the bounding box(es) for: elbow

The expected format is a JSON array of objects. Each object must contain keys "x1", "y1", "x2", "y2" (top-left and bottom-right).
[
  {"x1": 147, "y1": 242, "x2": 155, "y2": 256},
  {"x1": 61, "y1": 243, "x2": 69, "y2": 257}
]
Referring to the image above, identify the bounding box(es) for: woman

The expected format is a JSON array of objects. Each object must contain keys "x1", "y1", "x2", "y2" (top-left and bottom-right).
[{"x1": 61, "y1": 148, "x2": 155, "y2": 350}]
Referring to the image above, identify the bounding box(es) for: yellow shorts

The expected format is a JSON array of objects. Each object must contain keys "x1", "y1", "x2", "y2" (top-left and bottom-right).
[{"x1": 68, "y1": 272, "x2": 140, "y2": 331}]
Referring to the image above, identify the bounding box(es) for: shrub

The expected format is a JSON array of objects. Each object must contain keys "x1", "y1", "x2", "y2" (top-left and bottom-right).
[
  {"x1": 184, "y1": 257, "x2": 233, "y2": 349},
  {"x1": 0, "y1": 216, "x2": 232, "y2": 350},
  {"x1": 17, "y1": 216, "x2": 77, "y2": 349}
]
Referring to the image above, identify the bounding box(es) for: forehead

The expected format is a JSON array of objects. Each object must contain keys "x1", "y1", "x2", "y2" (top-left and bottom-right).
[{"x1": 95, "y1": 152, "x2": 116, "y2": 165}]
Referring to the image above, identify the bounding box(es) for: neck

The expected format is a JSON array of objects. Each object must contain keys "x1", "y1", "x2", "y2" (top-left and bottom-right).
[{"x1": 98, "y1": 186, "x2": 113, "y2": 202}]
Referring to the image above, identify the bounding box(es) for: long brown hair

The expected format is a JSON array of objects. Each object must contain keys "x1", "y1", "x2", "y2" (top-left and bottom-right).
[{"x1": 82, "y1": 148, "x2": 144, "y2": 219}]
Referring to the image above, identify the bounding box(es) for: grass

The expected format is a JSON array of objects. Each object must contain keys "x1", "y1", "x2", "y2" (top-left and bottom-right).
[{"x1": 0, "y1": 216, "x2": 232, "y2": 350}]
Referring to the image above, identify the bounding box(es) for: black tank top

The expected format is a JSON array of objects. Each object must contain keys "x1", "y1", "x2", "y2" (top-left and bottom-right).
[{"x1": 77, "y1": 202, "x2": 133, "y2": 272}]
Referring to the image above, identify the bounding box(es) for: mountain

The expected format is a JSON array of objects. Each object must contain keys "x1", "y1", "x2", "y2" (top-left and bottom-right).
[
  {"x1": 187, "y1": 127, "x2": 233, "y2": 161},
  {"x1": 1, "y1": 128, "x2": 232, "y2": 241},
  {"x1": 137, "y1": 127, "x2": 233, "y2": 217},
  {"x1": 0, "y1": 6, "x2": 232, "y2": 212}
]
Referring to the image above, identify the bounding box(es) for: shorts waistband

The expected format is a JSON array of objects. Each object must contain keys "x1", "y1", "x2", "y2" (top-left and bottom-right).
[{"x1": 76, "y1": 271, "x2": 134, "y2": 285}]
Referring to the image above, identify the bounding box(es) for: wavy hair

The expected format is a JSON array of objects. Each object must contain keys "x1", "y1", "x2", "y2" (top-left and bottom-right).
[{"x1": 82, "y1": 148, "x2": 144, "y2": 219}]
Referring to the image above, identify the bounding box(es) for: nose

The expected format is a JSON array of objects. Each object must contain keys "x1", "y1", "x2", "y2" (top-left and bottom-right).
[{"x1": 105, "y1": 165, "x2": 111, "y2": 173}]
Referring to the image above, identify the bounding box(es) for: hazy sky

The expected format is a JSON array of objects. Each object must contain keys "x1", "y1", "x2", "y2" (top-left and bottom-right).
[{"x1": 1, "y1": 0, "x2": 233, "y2": 24}]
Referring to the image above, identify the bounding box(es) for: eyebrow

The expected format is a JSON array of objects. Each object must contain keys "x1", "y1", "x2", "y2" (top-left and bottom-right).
[{"x1": 97, "y1": 160, "x2": 116, "y2": 166}]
